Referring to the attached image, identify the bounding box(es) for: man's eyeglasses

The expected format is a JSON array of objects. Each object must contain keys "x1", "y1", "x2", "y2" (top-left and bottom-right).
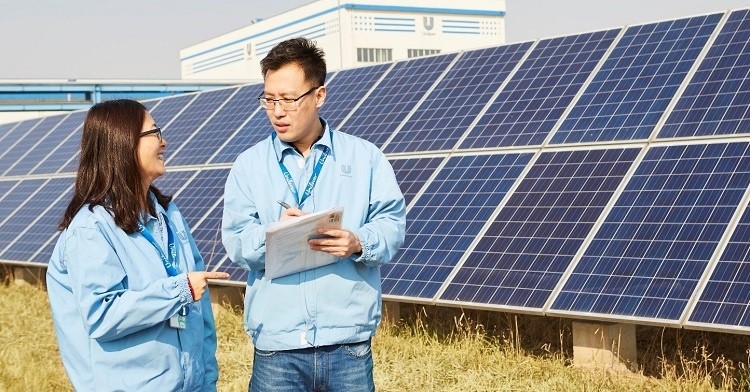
[
  {"x1": 258, "y1": 86, "x2": 320, "y2": 111},
  {"x1": 140, "y1": 127, "x2": 162, "y2": 141}
]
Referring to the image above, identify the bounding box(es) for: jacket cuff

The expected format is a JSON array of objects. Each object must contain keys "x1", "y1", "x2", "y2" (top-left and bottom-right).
[
  {"x1": 175, "y1": 274, "x2": 194, "y2": 304},
  {"x1": 352, "y1": 236, "x2": 373, "y2": 263}
]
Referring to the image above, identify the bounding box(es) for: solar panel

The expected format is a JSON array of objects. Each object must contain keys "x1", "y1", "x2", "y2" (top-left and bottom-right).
[
  {"x1": 216, "y1": 260, "x2": 249, "y2": 283},
  {"x1": 0, "y1": 118, "x2": 41, "y2": 162},
  {"x1": 0, "y1": 114, "x2": 66, "y2": 175},
  {"x1": 659, "y1": 10, "x2": 750, "y2": 138},
  {"x1": 2, "y1": 9, "x2": 750, "y2": 335},
  {"x1": 161, "y1": 87, "x2": 237, "y2": 161},
  {"x1": 381, "y1": 152, "x2": 532, "y2": 300},
  {"x1": 0, "y1": 179, "x2": 50, "y2": 253},
  {"x1": 192, "y1": 203, "x2": 226, "y2": 272},
  {"x1": 439, "y1": 148, "x2": 640, "y2": 310},
  {"x1": 0, "y1": 178, "x2": 72, "y2": 264},
  {"x1": 383, "y1": 42, "x2": 533, "y2": 154},
  {"x1": 0, "y1": 180, "x2": 19, "y2": 206},
  {"x1": 389, "y1": 156, "x2": 446, "y2": 206},
  {"x1": 149, "y1": 94, "x2": 198, "y2": 128},
  {"x1": 686, "y1": 200, "x2": 750, "y2": 329},
  {"x1": 174, "y1": 169, "x2": 229, "y2": 229},
  {"x1": 550, "y1": 141, "x2": 750, "y2": 322},
  {"x1": 154, "y1": 170, "x2": 197, "y2": 196},
  {"x1": 4, "y1": 113, "x2": 75, "y2": 176},
  {"x1": 460, "y1": 30, "x2": 619, "y2": 149},
  {"x1": 209, "y1": 87, "x2": 268, "y2": 165},
  {"x1": 0, "y1": 122, "x2": 20, "y2": 147},
  {"x1": 168, "y1": 84, "x2": 262, "y2": 166},
  {"x1": 551, "y1": 14, "x2": 723, "y2": 144},
  {"x1": 29, "y1": 111, "x2": 86, "y2": 175},
  {"x1": 341, "y1": 54, "x2": 458, "y2": 146},
  {"x1": 154, "y1": 169, "x2": 231, "y2": 274},
  {"x1": 142, "y1": 98, "x2": 161, "y2": 111},
  {"x1": 319, "y1": 63, "x2": 392, "y2": 129}
]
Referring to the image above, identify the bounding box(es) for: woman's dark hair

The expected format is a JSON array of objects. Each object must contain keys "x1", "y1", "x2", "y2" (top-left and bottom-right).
[
  {"x1": 260, "y1": 37, "x2": 326, "y2": 87},
  {"x1": 59, "y1": 99, "x2": 171, "y2": 233}
]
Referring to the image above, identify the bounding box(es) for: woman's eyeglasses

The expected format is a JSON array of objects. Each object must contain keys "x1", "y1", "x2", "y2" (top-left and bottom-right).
[{"x1": 140, "y1": 127, "x2": 162, "y2": 141}]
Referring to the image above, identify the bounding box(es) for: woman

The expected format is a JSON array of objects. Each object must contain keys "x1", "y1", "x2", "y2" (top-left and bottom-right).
[{"x1": 46, "y1": 99, "x2": 229, "y2": 391}]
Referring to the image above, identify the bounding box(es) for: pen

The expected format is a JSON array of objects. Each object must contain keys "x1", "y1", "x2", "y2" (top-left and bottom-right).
[{"x1": 277, "y1": 200, "x2": 292, "y2": 209}]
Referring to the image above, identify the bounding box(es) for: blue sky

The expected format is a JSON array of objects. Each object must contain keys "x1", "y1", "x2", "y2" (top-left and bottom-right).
[{"x1": 0, "y1": 0, "x2": 748, "y2": 79}]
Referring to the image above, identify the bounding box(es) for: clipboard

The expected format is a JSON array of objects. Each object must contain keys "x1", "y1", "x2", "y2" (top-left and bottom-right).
[{"x1": 264, "y1": 205, "x2": 344, "y2": 279}]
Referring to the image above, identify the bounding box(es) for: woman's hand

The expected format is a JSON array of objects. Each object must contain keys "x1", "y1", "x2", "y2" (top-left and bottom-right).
[{"x1": 187, "y1": 272, "x2": 230, "y2": 301}]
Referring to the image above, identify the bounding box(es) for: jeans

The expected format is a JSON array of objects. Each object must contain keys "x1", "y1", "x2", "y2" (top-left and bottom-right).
[{"x1": 249, "y1": 339, "x2": 375, "y2": 392}]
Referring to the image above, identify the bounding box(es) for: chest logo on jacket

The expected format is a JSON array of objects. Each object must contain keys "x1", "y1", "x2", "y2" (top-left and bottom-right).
[{"x1": 340, "y1": 164, "x2": 352, "y2": 177}]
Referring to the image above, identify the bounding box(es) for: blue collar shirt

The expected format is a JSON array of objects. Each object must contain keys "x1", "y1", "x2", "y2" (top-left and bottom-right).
[{"x1": 222, "y1": 118, "x2": 406, "y2": 350}]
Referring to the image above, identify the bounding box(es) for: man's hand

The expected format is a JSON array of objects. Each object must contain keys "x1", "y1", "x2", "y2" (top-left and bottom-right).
[
  {"x1": 308, "y1": 229, "x2": 362, "y2": 258},
  {"x1": 280, "y1": 207, "x2": 305, "y2": 221}
]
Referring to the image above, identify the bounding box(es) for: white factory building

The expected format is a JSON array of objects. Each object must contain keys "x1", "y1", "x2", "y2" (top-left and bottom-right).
[{"x1": 180, "y1": 0, "x2": 507, "y2": 80}]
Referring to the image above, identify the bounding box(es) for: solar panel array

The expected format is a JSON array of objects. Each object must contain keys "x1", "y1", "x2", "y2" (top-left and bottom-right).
[{"x1": 2, "y1": 9, "x2": 749, "y2": 334}]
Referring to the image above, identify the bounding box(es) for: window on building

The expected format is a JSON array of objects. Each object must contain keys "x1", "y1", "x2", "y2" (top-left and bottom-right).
[
  {"x1": 357, "y1": 48, "x2": 393, "y2": 63},
  {"x1": 407, "y1": 49, "x2": 441, "y2": 58}
]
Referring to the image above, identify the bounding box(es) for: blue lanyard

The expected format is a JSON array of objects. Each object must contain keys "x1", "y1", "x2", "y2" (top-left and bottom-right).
[
  {"x1": 273, "y1": 132, "x2": 330, "y2": 207},
  {"x1": 138, "y1": 213, "x2": 179, "y2": 277}
]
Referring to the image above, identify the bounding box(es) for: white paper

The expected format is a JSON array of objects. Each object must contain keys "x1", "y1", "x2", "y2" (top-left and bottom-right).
[{"x1": 264, "y1": 205, "x2": 344, "y2": 279}]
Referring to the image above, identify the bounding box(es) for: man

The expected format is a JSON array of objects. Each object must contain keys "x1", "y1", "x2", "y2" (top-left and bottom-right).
[{"x1": 221, "y1": 37, "x2": 406, "y2": 391}]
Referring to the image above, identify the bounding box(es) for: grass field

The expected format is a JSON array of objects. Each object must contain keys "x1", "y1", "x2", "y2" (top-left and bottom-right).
[{"x1": 2, "y1": 280, "x2": 750, "y2": 391}]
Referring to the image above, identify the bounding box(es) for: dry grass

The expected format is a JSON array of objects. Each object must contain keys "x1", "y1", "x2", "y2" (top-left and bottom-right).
[
  {"x1": 3, "y1": 280, "x2": 750, "y2": 391},
  {"x1": 0, "y1": 283, "x2": 74, "y2": 391}
]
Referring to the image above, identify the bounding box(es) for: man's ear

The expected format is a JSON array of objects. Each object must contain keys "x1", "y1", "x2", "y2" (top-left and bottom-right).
[{"x1": 316, "y1": 86, "x2": 327, "y2": 108}]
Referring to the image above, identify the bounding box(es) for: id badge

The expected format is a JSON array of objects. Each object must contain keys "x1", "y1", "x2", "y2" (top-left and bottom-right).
[
  {"x1": 169, "y1": 314, "x2": 187, "y2": 329},
  {"x1": 169, "y1": 306, "x2": 189, "y2": 329}
]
